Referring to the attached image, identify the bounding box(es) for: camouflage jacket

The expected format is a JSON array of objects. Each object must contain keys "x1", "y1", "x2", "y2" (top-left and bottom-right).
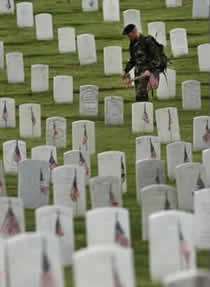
[{"x1": 124, "y1": 34, "x2": 161, "y2": 75}]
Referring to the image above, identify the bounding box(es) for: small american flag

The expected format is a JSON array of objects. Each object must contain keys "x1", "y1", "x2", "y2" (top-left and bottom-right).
[
  {"x1": 31, "y1": 107, "x2": 36, "y2": 127},
  {"x1": 2, "y1": 101, "x2": 8, "y2": 124},
  {"x1": 40, "y1": 169, "x2": 49, "y2": 194},
  {"x1": 168, "y1": 109, "x2": 172, "y2": 131},
  {"x1": 196, "y1": 173, "x2": 205, "y2": 190},
  {"x1": 114, "y1": 214, "x2": 129, "y2": 248},
  {"x1": 142, "y1": 103, "x2": 150, "y2": 124},
  {"x1": 79, "y1": 150, "x2": 89, "y2": 176},
  {"x1": 111, "y1": 256, "x2": 124, "y2": 287},
  {"x1": 41, "y1": 241, "x2": 56, "y2": 287},
  {"x1": 155, "y1": 168, "x2": 160, "y2": 184},
  {"x1": 52, "y1": 121, "x2": 58, "y2": 141},
  {"x1": 150, "y1": 138, "x2": 157, "y2": 159},
  {"x1": 203, "y1": 120, "x2": 210, "y2": 143},
  {"x1": 0, "y1": 203, "x2": 21, "y2": 238},
  {"x1": 55, "y1": 212, "x2": 64, "y2": 237},
  {"x1": 13, "y1": 140, "x2": 21, "y2": 164},
  {"x1": 49, "y1": 151, "x2": 57, "y2": 170},
  {"x1": 178, "y1": 221, "x2": 190, "y2": 269},
  {"x1": 70, "y1": 169, "x2": 79, "y2": 202},
  {"x1": 184, "y1": 145, "x2": 190, "y2": 163},
  {"x1": 121, "y1": 156, "x2": 126, "y2": 184},
  {"x1": 109, "y1": 184, "x2": 118, "y2": 207},
  {"x1": 82, "y1": 124, "x2": 88, "y2": 146},
  {"x1": 164, "y1": 191, "x2": 171, "y2": 210}
]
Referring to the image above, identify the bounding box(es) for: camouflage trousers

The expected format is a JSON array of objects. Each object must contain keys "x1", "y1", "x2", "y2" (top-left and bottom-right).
[{"x1": 134, "y1": 75, "x2": 149, "y2": 102}]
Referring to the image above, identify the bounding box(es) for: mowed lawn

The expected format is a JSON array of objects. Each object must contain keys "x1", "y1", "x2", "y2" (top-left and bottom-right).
[{"x1": 0, "y1": 0, "x2": 209, "y2": 286}]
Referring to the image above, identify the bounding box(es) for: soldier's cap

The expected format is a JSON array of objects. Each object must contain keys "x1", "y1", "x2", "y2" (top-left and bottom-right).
[{"x1": 122, "y1": 24, "x2": 136, "y2": 35}]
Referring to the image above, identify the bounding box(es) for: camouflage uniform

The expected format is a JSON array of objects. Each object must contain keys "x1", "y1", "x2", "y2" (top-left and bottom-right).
[{"x1": 125, "y1": 35, "x2": 161, "y2": 102}]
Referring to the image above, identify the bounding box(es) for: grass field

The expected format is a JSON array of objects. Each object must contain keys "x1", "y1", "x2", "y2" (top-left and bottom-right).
[{"x1": 0, "y1": 0, "x2": 209, "y2": 286}]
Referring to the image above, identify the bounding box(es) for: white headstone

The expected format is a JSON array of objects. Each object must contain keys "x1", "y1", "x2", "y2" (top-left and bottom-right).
[
  {"x1": 98, "y1": 151, "x2": 127, "y2": 193},
  {"x1": 136, "y1": 159, "x2": 165, "y2": 201},
  {"x1": 82, "y1": 0, "x2": 98, "y2": 11},
  {"x1": 123, "y1": 9, "x2": 142, "y2": 33},
  {"x1": 170, "y1": 28, "x2": 188, "y2": 57},
  {"x1": 104, "y1": 96, "x2": 124, "y2": 125},
  {"x1": 175, "y1": 162, "x2": 207, "y2": 211},
  {"x1": 157, "y1": 68, "x2": 176, "y2": 99},
  {"x1": 167, "y1": 142, "x2": 192, "y2": 180},
  {"x1": 35, "y1": 13, "x2": 54, "y2": 40},
  {"x1": 0, "y1": 161, "x2": 7, "y2": 196},
  {"x1": 198, "y1": 44, "x2": 210, "y2": 72},
  {"x1": 31, "y1": 64, "x2": 49, "y2": 93},
  {"x1": 193, "y1": 0, "x2": 210, "y2": 18},
  {"x1": 77, "y1": 34, "x2": 97, "y2": 65},
  {"x1": 156, "y1": 107, "x2": 180, "y2": 143},
  {"x1": 149, "y1": 211, "x2": 196, "y2": 281},
  {"x1": 46, "y1": 117, "x2": 67, "y2": 148},
  {"x1": 64, "y1": 150, "x2": 91, "y2": 185},
  {"x1": 148, "y1": 22, "x2": 167, "y2": 46},
  {"x1": 0, "y1": 0, "x2": 14, "y2": 14},
  {"x1": 0, "y1": 197, "x2": 25, "y2": 239},
  {"x1": 53, "y1": 75, "x2": 73, "y2": 104},
  {"x1": 3, "y1": 140, "x2": 27, "y2": 174},
  {"x1": 0, "y1": 98, "x2": 16, "y2": 128},
  {"x1": 16, "y1": 2, "x2": 34, "y2": 27},
  {"x1": 104, "y1": 46, "x2": 122, "y2": 75},
  {"x1": 182, "y1": 80, "x2": 201, "y2": 110},
  {"x1": 7, "y1": 233, "x2": 64, "y2": 287},
  {"x1": 79, "y1": 85, "x2": 98, "y2": 116},
  {"x1": 86, "y1": 207, "x2": 131, "y2": 248},
  {"x1": 103, "y1": 0, "x2": 120, "y2": 22},
  {"x1": 19, "y1": 103, "x2": 41, "y2": 138},
  {"x1": 193, "y1": 116, "x2": 210, "y2": 151},
  {"x1": 164, "y1": 270, "x2": 210, "y2": 287},
  {"x1": 166, "y1": 0, "x2": 182, "y2": 7},
  {"x1": 141, "y1": 184, "x2": 177, "y2": 240},
  {"x1": 18, "y1": 160, "x2": 50, "y2": 209},
  {"x1": 72, "y1": 120, "x2": 95, "y2": 155},
  {"x1": 0, "y1": 42, "x2": 4, "y2": 69},
  {"x1": 31, "y1": 145, "x2": 57, "y2": 172},
  {"x1": 52, "y1": 165, "x2": 86, "y2": 217},
  {"x1": 202, "y1": 148, "x2": 210, "y2": 186},
  {"x1": 132, "y1": 102, "x2": 154, "y2": 133},
  {"x1": 36, "y1": 205, "x2": 74, "y2": 266},
  {"x1": 73, "y1": 245, "x2": 135, "y2": 287},
  {"x1": 6, "y1": 52, "x2": 25, "y2": 83},
  {"x1": 194, "y1": 189, "x2": 210, "y2": 249},
  {"x1": 90, "y1": 176, "x2": 122, "y2": 208},
  {"x1": 58, "y1": 27, "x2": 76, "y2": 53},
  {"x1": 136, "y1": 136, "x2": 161, "y2": 161}
]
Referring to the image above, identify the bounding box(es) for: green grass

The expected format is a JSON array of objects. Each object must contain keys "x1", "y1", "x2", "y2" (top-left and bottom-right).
[{"x1": 0, "y1": 0, "x2": 209, "y2": 286}]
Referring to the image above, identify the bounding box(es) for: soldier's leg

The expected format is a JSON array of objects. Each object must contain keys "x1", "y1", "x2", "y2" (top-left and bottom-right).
[{"x1": 135, "y1": 76, "x2": 149, "y2": 102}]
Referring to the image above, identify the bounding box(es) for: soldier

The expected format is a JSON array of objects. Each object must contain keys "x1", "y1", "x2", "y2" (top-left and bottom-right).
[{"x1": 121, "y1": 24, "x2": 162, "y2": 102}]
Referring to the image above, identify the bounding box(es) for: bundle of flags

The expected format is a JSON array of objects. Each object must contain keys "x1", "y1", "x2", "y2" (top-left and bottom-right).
[
  {"x1": 168, "y1": 109, "x2": 172, "y2": 131},
  {"x1": 40, "y1": 240, "x2": 56, "y2": 287},
  {"x1": 2, "y1": 101, "x2": 8, "y2": 126},
  {"x1": 142, "y1": 103, "x2": 150, "y2": 124},
  {"x1": 150, "y1": 138, "x2": 157, "y2": 159},
  {"x1": 0, "y1": 201, "x2": 21, "y2": 238},
  {"x1": 55, "y1": 212, "x2": 64, "y2": 237},
  {"x1": 114, "y1": 214, "x2": 129, "y2": 248},
  {"x1": 203, "y1": 120, "x2": 210, "y2": 143},
  {"x1": 120, "y1": 156, "x2": 126, "y2": 184},
  {"x1": 49, "y1": 151, "x2": 57, "y2": 170},
  {"x1": 70, "y1": 169, "x2": 79, "y2": 202},
  {"x1": 177, "y1": 221, "x2": 190, "y2": 269},
  {"x1": 40, "y1": 169, "x2": 49, "y2": 194},
  {"x1": 52, "y1": 121, "x2": 58, "y2": 141},
  {"x1": 147, "y1": 70, "x2": 160, "y2": 91},
  {"x1": 13, "y1": 140, "x2": 21, "y2": 164}
]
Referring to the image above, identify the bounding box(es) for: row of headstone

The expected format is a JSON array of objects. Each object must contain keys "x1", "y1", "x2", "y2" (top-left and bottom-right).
[
  {"x1": 73, "y1": 245, "x2": 135, "y2": 287},
  {"x1": 0, "y1": 233, "x2": 64, "y2": 287}
]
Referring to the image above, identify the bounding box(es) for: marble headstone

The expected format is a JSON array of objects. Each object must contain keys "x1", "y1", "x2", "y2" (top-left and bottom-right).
[
  {"x1": 0, "y1": 42, "x2": 4, "y2": 69},
  {"x1": 182, "y1": 80, "x2": 201, "y2": 110},
  {"x1": 58, "y1": 27, "x2": 76, "y2": 53},
  {"x1": 103, "y1": 0, "x2": 120, "y2": 22},
  {"x1": 157, "y1": 68, "x2": 176, "y2": 100},
  {"x1": 6, "y1": 52, "x2": 25, "y2": 83},
  {"x1": 170, "y1": 28, "x2": 188, "y2": 57},
  {"x1": 193, "y1": 0, "x2": 210, "y2": 18},
  {"x1": 31, "y1": 64, "x2": 49, "y2": 93},
  {"x1": 104, "y1": 96, "x2": 124, "y2": 125},
  {"x1": 0, "y1": 161, "x2": 7, "y2": 196},
  {"x1": 193, "y1": 116, "x2": 210, "y2": 151},
  {"x1": 166, "y1": 0, "x2": 182, "y2": 7},
  {"x1": 0, "y1": 98, "x2": 16, "y2": 128},
  {"x1": 16, "y1": 2, "x2": 34, "y2": 28},
  {"x1": 202, "y1": 148, "x2": 210, "y2": 186},
  {"x1": 82, "y1": 0, "x2": 98, "y2": 11},
  {"x1": 198, "y1": 44, "x2": 210, "y2": 72},
  {"x1": 132, "y1": 102, "x2": 154, "y2": 133},
  {"x1": 123, "y1": 9, "x2": 142, "y2": 33},
  {"x1": 53, "y1": 75, "x2": 73, "y2": 103},
  {"x1": 104, "y1": 46, "x2": 123, "y2": 75},
  {"x1": 136, "y1": 136, "x2": 161, "y2": 161},
  {"x1": 46, "y1": 117, "x2": 67, "y2": 148},
  {"x1": 79, "y1": 85, "x2": 98, "y2": 116},
  {"x1": 35, "y1": 13, "x2": 54, "y2": 40},
  {"x1": 148, "y1": 22, "x2": 167, "y2": 46},
  {"x1": 0, "y1": 0, "x2": 15, "y2": 14},
  {"x1": 77, "y1": 34, "x2": 97, "y2": 65}
]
